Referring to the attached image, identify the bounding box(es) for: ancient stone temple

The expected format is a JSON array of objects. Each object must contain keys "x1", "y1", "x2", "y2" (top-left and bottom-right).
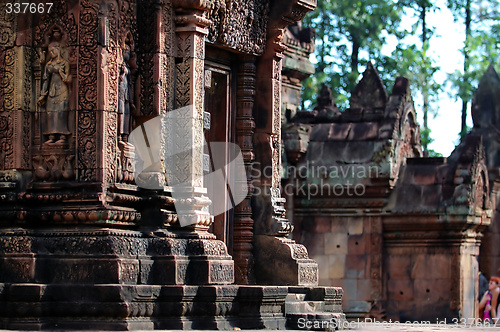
[
  {"x1": 0, "y1": 0, "x2": 345, "y2": 329},
  {"x1": 284, "y1": 64, "x2": 492, "y2": 321}
]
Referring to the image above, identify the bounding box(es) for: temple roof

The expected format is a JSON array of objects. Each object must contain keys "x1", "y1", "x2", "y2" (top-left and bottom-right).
[
  {"x1": 285, "y1": 65, "x2": 422, "y2": 189},
  {"x1": 387, "y1": 135, "x2": 490, "y2": 217}
]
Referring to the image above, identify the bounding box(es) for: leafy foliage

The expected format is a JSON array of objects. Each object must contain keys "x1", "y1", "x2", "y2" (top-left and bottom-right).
[
  {"x1": 301, "y1": 0, "x2": 500, "y2": 155},
  {"x1": 302, "y1": 0, "x2": 404, "y2": 110},
  {"x1": 446, "y1": 0, "x2": 500, "y2": 139}
]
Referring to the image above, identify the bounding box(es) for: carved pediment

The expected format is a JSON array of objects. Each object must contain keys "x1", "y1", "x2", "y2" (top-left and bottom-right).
[
  {"x1": 448, "y1": 135, "x2": 490, "y2": 212},
  {"x1": 350, "y1": 62, "x2": 388, "y2": 112}
]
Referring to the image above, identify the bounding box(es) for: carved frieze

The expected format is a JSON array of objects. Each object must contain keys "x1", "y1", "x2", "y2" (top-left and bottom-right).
[{"x1": 207, "y1": 0, "x2": 269, "y2": 55}]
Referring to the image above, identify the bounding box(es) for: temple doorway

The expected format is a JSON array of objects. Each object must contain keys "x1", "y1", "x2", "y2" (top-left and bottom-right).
[{"x1": 204, "y1": 48, "x2": 237, "y2": 254}]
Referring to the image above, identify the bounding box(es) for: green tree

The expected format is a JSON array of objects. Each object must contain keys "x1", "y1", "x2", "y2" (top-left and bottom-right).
[
  {"x1": 447, "y1": 0, "x2": 500, "y2": 139},
  {"x1": 389, "y1": 0, "x2": 442, "y2": 155},
  {"x1": 302, "y1": 0, "x2": 404, "y2": 110}
]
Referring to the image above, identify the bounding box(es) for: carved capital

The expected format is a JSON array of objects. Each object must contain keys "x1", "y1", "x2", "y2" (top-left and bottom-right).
[
  {"x1": 285, "y1": 0, "x2": 316, "y2": 23},
  {"x1": 175, "y1": 14, "x2": 212, "y2": 30},
  {"x1": 270, "y1": 0, "x2": 316, "y2": 29}
]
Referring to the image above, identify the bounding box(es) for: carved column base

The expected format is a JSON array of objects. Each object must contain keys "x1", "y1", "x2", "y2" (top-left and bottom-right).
[
  {"x1": 0, "y1": 228, "x2": 233, "y2": 286},
  {"x1": 253, "y1": 235, "x2": 319, "y2": 286}
]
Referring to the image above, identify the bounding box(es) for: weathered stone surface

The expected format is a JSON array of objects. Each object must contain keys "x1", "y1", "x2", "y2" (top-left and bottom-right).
[{"x1": 254, "y1": 235, "x2": 319, "y2": 286}]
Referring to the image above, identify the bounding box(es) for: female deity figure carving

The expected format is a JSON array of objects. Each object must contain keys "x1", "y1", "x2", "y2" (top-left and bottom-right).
[
  {"x1": 116, "y1": 33, "x2": 138, "y2": 184},
  {"x1": 118, "y1": 34, "x2": 137, "y2": 142},
  {"x1": 37, "y1": 37, "x2": 72, "y2": 145}
]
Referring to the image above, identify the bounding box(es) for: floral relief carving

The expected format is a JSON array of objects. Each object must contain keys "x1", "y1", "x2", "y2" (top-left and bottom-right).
[
  {"x1": 161, "y1": 0, "x2": 175, "y2": 112},
  {"x1": 22, "y1": 109, "x2": 31, "y2": 168},
  {"x1": 0, "y1": 48, "x2": 5, "y2": 110},
  {"x1": 194, "y1": 57, "x2": 204, "y2": 115},
  {"x1": 175, "y1": 58, "x2": 190, "y2": 108},
  {"x1": 137, "y1": 0, "x2": 157, "y2": 115},
  {"x1": 0, "y1": 9, "x2": 17, "y2": 47},
  {"x1": 105, "y1": 111, "x2": 117, "y2": 184},
  {"x1": 21, "y1": 47, "x2": 33, "y2": 113},
  {"x1": 177, "y1": 33, "x2": 192, "y2": 57},
  {"x1": 4, "y1": 48, "x2": 15, "y2": 111},
  {"x1": 78, "y1": 111, "x2": 97, "y2": 182},
  {"x1": 78, "y1": 2, "x2": 98, "y2": 110},
  {"x1": 34, "y1": 1, "x2": 77, "y2": 47},
  {"x1": 298, "y1": 264, "x2": 318, "y2": 284},
  {"x1": 0, "y1": 114, "x2": 14, "y2": 170},
  {"x1": 77, "y1": 0, "x2": 99, "y2": 182}
]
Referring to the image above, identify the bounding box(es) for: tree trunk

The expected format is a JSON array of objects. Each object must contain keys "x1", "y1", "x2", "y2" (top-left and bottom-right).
[
  {"x1": 461, "y1": 0, "x2": 471, "y2": 139},
  {"x1": 350, "y1": 38, "x2": 360, "y2": 93},
  {"x1": 421, "y1": 3, "x2": 429, "y2": 156}
]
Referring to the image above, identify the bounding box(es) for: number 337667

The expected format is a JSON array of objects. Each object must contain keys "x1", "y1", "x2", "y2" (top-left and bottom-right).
[{"x1": 5, "y1": 2, "x2": 53, "y2": 14}]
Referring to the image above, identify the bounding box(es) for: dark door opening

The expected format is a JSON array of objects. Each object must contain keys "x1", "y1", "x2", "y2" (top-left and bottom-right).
[{"x1": 204, "y1": 56, "x2": 236, "y2": 254}]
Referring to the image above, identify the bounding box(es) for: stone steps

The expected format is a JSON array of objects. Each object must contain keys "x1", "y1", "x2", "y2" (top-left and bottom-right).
[{"x1": 285, "y1": 287, "x2": 346, "y2": 330}]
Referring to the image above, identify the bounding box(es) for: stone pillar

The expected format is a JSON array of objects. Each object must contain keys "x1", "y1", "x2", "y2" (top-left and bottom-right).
[
  {"x1": 168, "y1": 0, "x2": 213, "y2": 229},
  {"x1": 233, "y1": 55, "x2": 257, "y2": 284},
  {"x1": 252, "y1": 0, "x2": 319, "y2": 286}
]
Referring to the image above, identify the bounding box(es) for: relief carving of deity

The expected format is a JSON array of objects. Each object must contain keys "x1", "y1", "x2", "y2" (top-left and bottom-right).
[
  {"x1": 118, "y1": 33, "x2": 138, "y2": 142},
  {"x1": 37, "y1": 28, "x2": 72, "y2": 145},
  {"x1": 116, "y1": 32, "x2": 138, "y2": 184}
]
